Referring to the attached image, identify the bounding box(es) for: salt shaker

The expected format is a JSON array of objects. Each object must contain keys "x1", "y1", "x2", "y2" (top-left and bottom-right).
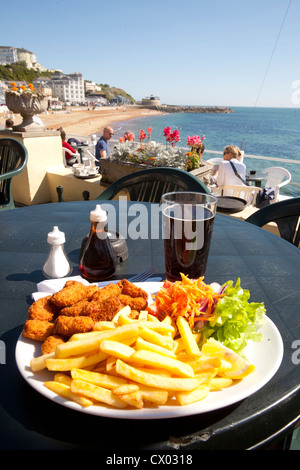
[{"x1": 42, "y1": 226, "x2": 73, "y2": 279}]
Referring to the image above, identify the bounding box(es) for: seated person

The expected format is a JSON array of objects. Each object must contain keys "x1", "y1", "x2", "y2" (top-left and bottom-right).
[
  {"x1": 216, "y1": 145, "x2": 246, "y2": 193},
  {"x1": 59, "y1": 127, "x2": 78, "y2": 166},
  {"x1": 95, "y1": 126, "x2": 114, "y2": 167}
]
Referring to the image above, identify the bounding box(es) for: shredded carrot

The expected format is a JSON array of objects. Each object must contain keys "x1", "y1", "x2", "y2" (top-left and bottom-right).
[{"x1": 155, "y1": 274, "x2": 224, "y2": 328}]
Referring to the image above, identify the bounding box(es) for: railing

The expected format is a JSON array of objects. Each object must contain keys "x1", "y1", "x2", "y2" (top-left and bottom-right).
[{"x1": 203, "y1": 148, "x2": 300, "y2": 165}]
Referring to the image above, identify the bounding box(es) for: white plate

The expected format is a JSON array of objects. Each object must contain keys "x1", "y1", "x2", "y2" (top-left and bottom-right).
[{"x1": 15, "y1": 282, "x2": 284, "y2": 420}]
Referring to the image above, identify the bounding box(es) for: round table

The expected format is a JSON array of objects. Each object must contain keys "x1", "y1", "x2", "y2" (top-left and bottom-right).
[
  {"x1": 246, "y1": 171, "x2": 267, "y2": 188},
  {"x1": 0, "y1": 201, "x2": 299, "y2": 451}
]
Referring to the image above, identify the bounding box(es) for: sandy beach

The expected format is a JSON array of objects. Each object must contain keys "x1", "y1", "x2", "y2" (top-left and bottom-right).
[{"x1": 4, "y1": 105, "x2": 164, "y2": 138}]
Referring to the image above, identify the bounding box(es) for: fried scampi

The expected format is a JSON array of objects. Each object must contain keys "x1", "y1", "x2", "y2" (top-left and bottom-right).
[
  {"x1": 22, "y1": 280, "x2": 149, "y2": 354},
  {"x1": 54, "y1": 316, "x2": 94, "y2": 337},
  {"x1": 51, "y1": 281, "x2": 92, "y2": 308},
  {"x1": 28, "y1": 295, "x2": 60, "y2": 322},
  {"x1": 84, "y1": 296, "x2": 124, "y2": 322},
  {"x1": 22, "y1": 320, "x2": 55, "y2": 342},
  {"x1": 41, "y1": 334, "x2": 66, "y2": 355},
  {"x1": 60, "y1": 300, "x2": 90, "y2": 317},
  {"x1": 118, "y1": 279, "x2": 148, "y2": 300}
]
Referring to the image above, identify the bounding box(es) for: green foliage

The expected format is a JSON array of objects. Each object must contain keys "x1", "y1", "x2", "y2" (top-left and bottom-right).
[
  {"x1": 0, "y1": 63, "x2": 51, "y2": 82},
  {"x1": 98, "y1": 83, "x2": 135, "y2": 103}
]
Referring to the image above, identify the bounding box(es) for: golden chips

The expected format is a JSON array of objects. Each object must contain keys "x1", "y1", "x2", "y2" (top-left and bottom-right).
[{"x1": 30, "y1": 311, "x2": 254, "y2": 410}]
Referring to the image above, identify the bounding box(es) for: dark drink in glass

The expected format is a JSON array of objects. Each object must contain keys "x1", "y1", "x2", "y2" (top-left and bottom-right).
[{"x1": 162, "y1": 193, "x2": 217, "y2": 282}]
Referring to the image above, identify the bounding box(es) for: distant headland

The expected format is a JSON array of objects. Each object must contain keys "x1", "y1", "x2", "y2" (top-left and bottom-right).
[{"x1": 146, "y1": 104, "x2": 234, "y2": 114}]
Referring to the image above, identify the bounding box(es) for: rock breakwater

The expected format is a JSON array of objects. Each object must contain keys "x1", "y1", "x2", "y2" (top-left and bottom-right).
[{"x1": 148, "y1": 105, "x2": 233, "y2": 114}]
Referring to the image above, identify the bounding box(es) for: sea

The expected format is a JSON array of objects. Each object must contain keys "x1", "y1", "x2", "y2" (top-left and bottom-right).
[{"x1": 109, "y1": 106, "x2": 300, "y2": 197}]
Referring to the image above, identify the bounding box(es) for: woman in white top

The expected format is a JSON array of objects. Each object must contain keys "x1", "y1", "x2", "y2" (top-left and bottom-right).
[{"x1": 217, "y1": 145, "x2": 246, "y2": 191}]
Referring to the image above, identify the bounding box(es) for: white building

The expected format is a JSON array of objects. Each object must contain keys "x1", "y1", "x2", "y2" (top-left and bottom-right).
[
  {"x1": 0, "y1": 46, "x2": 18, "y2": 65},
  {"x1": 34, "y1": 72, "x2": 85, "y2": 104},
  {"x1": 16, "y1": 47, "x2": 37, "y2": 68},
  {"x1": 85, "y1": 81, "x2": 102, "y2": 93},
  {"x1": 86, "y1": 93, "x2": 108, "y2": 106},
  {"x1": 0, "y1": 45, "x2": 46, "y2": 70}
]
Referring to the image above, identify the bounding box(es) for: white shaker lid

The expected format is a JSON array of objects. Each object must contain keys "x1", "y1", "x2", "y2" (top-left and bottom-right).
[
  {"x1": 90, "y1": 204, "x2": 107, "y2": 222},
  {"x1": 47, "y1": 226, "x2": 66, "y2": 245}
]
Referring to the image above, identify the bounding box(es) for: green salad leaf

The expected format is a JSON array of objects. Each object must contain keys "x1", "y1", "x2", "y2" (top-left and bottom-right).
[{"x1": 198, "y1": 278, "x2": 266, "y2": 355}]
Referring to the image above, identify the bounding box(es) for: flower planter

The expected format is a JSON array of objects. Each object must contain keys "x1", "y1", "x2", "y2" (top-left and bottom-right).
[
  {"x1": 101, "y1": 158, "x2": 213, "y2": 185},
  {"x1": 5, "y1": 91, "x2": 48, "y2": 132},
  {"x1": 101, "y1": 159, "x2": 150, "y2": 184}
]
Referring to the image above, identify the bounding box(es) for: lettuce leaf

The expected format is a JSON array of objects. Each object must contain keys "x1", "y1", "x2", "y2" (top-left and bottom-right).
[{"x1": 198, "y1": 278, "x2": 266, "y2": 355}]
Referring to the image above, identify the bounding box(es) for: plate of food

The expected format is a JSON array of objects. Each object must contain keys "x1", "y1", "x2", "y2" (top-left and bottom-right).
[{"x1": 15, "y1": 277, "x2": 284, "y2": 419}]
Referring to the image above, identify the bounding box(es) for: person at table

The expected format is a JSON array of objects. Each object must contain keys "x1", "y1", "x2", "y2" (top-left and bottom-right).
[
  {"x1": 95, "y1": 126, "x2": 114, "y2": 167},
  {"x1": 216, "y1": 145, "x2": 247, "y2": 191},
  {"x1": 59, "y1": 127, "x2": 78, "y2": 166}
]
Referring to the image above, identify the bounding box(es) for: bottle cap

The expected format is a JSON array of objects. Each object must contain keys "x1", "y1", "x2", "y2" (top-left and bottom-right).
[
  {"x1": 90, "y1": 204, "x2": 107, "y2": 223},
  {"x1": 47, "y1": 226, "x2": 66, "y2": 245}
]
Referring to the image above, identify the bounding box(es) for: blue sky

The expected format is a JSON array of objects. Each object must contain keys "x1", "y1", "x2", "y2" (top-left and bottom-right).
[{"x1": 1, "y1": 0, "x2": 299, "y2": 107}]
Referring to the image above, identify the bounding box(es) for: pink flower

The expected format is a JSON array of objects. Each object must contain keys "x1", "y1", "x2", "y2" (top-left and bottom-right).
[
  {"x1": 163, "y1": 127, "x2": 180, "y2": 146},
  {"x1": 124, "y1": 132, "x2": 134, "y2": 142},
  {"x1": 163, "y1": 127, "x2": 171, "y2": 137},
  {"x1": 187, "y1": 135, "x2": 205, "y2": 147},
  {"x1": 171, "y1": 130, "x2": 180, "y2": 146},
  {"x1": 119, "y1": 137, "x2": 125, "y2": 143},
  {"x1": 139, "y1": 129, "x2": 147, "y2": 142}
]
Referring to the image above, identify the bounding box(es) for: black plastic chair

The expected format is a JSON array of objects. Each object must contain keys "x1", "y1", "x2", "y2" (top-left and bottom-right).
[
  {"x1": 245, "y1": 197, "x2": 300, "y2": 248},
  {"x1": 95, "y1": 167, "x2": 211, "y2": 203},
  {"x1": 0, "y1": 138, "x2": 28, "y2": 211}
]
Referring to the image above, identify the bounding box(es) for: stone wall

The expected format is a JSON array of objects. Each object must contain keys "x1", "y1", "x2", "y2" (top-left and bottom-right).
[{"x1": 147, "y1": 105, "x2": 233, "y2": 114}]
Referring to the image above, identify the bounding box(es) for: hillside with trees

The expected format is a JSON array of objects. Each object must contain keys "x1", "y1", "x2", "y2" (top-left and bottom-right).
[
  {"x1": 99, "y1": 84, "x2": 135, "y2": 104},
  {"x1": 0, "y1": 63, "x2": 135, "y2": 103},
  {"x1": 0, "y1": 62, "x2": 51, "y2": 82}
]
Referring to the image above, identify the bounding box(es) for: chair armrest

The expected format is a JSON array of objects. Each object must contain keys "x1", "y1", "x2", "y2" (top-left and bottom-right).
[
  {"x1": 0, "y1": 160, "x2": 27, "y2": 181},
  {"x1": 277, "y1": 180, "x2": 290, "y2": 189},
  {"x1": 64, "y1": 148, "x2": 80, "y2": 157},
  {"x1": 95, "y1": 183, "x2": 120, "y2": 200}
]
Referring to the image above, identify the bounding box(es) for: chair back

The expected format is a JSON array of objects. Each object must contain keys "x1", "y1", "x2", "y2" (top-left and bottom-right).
[
  {"x1": 95, "y1": 167, "x2": 211, "y2": 202},
  {"x1": 62, "y1": 148, "x2": 80, "y2": 167},
  {"x1": 205, "y1": 157, "x2": 223, "y2": 169},
  {"x1": 261, "y1": 167, "x2": 291, "y2": 201},
  {"x1": 218, "y1": 184, "x2": 261, "y2": 206},
  {"x1": 206, "y1": 157, "x2": 223, "y2": 165},
  {"x1": 0, "y1": 138, "x2": 28, "y2": 210},
  {"x1": 245, "y1": 197, "x2": 300, "y2": 248}
]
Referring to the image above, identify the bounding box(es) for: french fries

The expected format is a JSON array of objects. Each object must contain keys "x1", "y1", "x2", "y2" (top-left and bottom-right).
[
  {"x1": 176, "y1": 316, "x2": 201, "y2": 357},
  {"x1": 30, "y1": 312, "x2": 254, "y2": 410}
]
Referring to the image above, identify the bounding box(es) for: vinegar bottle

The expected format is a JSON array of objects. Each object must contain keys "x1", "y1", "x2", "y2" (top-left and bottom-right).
[{"x1": 79, "y1": 204, "x2": 116, "y2": 281}]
